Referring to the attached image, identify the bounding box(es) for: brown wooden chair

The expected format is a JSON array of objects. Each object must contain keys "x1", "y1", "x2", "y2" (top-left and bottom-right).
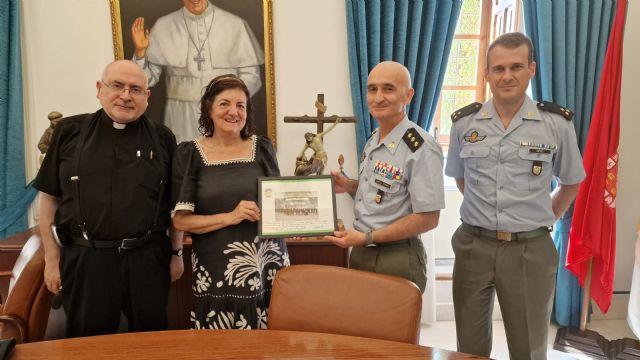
[
  {"x1": 268, "y1": 264, "x2": 422, "y2": 344},
  {"x1": 0, "y1": 233, "x2": 53, "y2": 343}
]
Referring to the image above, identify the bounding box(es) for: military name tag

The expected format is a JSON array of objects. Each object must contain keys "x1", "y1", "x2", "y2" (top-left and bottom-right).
[
  {"x1": 374, "y1": 178, "x2": 391, "y2": 189},
  {"x1": 532, "y1": 160, "x2": 543, "y2": 176},
  {"x1": 529, "y1": 148, "x2": 551, "y2": 154}
]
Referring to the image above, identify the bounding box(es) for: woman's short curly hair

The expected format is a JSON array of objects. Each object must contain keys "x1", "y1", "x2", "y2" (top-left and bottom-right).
[{"x1": 198, "y1": 74, "x2": 254, "y2": 139}]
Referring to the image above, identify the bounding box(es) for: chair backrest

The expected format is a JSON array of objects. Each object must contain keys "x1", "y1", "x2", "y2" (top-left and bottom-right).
[
  {"x1": 268, "y1": 264, "x2": 422, "y2": 344},
  {"x1": 1, "y1": 234, "x2": 53, "y2": 342}
]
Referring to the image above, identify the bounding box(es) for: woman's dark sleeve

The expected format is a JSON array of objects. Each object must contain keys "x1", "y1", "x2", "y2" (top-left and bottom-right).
[{"x1": 171, "y1": 141, "x2": 199, "y2": 216}]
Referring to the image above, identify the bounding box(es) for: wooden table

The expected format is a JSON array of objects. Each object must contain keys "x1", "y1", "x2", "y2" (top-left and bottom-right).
[{"x1": 13, "y1": 330, "x2": 487, "y2": 359}]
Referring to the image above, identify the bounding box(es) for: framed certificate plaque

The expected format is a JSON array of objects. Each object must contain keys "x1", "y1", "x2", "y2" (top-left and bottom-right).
[{"x1": 258, "y1": 176, "x2": 337, "y2": 238}]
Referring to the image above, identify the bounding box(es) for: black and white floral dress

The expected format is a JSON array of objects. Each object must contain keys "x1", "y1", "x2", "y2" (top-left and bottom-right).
[{"x1": 172, "y1": 135, "x2": 289, "y2": 329}]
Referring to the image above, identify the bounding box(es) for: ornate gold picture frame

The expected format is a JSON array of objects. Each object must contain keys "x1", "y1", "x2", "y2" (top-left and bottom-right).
[{"x1": 108, "y1": 0, "x2": 277, "y2": 146}]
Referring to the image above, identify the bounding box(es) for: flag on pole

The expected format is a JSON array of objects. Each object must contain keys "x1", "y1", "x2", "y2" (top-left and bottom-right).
[
  {"x1": 566, "y1": 0, "x2": 627, "y2": 314},
  {"x1": 629, "y1": 225, "x2": 640, "y2": 337}
]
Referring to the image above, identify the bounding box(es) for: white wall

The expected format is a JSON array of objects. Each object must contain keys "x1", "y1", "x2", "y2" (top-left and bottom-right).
[
  {"x1": 272, "y1": 0, "x2": 356, "y2": 227},
  {"x1": 19, "y1": 0, "x2": 639, "y2": 294},
  {"x1": 21, "y1": 0, "x2": 114, "y2": 182}
]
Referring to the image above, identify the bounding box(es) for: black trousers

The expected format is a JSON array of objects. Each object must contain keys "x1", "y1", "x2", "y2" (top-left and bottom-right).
[{"x1": 59, "y1": 237, "x2": 171, "y2": 338}]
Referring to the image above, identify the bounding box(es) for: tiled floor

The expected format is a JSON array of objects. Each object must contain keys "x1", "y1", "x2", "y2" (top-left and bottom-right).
[{"x1": 419, "y1": 319, "x2": 638, "y2": 359}]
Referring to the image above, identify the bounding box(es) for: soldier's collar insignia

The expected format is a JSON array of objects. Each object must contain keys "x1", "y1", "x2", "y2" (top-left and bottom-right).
[
  {"x1": 402, "y1": 128, "x2": 423, "y2": 153},
  {"x1": 451, "y1": 102, "x2": 482, "y2": 122},
  {"x1": 463, "y1": 130, "x2": 487, "y2": 143},
  {"x1": 537, "y1": 101, "x2": 574, "y2": 120}
]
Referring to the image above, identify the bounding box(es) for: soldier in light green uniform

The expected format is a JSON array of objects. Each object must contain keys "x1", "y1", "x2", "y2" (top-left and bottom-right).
[
  {"x1": 325, "y1": 61, "x2": 445, "y2": 293},
  {"x1": 445, "y1": 33, "x2": 585, "y2": 359}
]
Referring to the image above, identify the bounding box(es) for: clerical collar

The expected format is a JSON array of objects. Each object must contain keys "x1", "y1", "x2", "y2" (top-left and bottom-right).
[
  {"x1": 182, "y1": 1, "x2": 214, "y2": 20},
  {"x1": 112, "y1": 122, "x2": 126, "y2": 130}
]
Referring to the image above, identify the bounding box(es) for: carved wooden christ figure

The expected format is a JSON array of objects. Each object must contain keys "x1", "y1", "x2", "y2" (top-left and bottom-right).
[
  {"x1": 284, "y1": 94, "x2": 356, "y2": 176},
  {"x1": 295, "y1": 117, "x2": 341, "y2": 176}
]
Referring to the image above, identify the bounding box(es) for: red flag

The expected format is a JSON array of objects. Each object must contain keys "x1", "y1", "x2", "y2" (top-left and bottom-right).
[{"x1": 566, "y1": 0, "x2": 627, "y2": 314}]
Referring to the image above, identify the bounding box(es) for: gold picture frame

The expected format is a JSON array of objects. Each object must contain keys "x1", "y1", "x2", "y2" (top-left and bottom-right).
[{"x1": 108, "y1": 0, "x2": 277, "y2": 147}]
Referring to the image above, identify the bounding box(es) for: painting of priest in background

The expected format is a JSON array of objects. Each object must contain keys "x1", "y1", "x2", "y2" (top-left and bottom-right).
[{"x1": 127, "y1": 0, "x2": 265, "y2": 143}]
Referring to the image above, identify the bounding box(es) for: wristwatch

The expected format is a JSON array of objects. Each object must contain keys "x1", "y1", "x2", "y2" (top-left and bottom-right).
[
  {"x1": 365, "y1": 230, "x2": 376, "y2": 247},
  {"x1": 171, "y1": 248, "x2": 183, "y2": 257}
]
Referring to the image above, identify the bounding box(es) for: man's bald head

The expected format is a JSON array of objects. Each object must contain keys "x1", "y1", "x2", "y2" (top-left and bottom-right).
[
  {"x1": 101, "y1": 60, "x2": 149, "y2": 88},
  {"x1": 366, "y1": 61, "x2": 414, "y2": 124},
  {"x1": 369, "y1": 61, "x2": 412, "y2": 88}
]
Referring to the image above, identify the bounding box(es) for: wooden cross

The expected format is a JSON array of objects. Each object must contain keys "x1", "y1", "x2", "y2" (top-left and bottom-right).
[{"x1": 284, "y1": 94, "x2": 356, "y2": 135}]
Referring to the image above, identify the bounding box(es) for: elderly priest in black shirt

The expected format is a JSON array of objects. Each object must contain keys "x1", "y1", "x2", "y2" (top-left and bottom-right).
[{"x1": 34, "y1": 60, "x2": 184, "y2": 338}]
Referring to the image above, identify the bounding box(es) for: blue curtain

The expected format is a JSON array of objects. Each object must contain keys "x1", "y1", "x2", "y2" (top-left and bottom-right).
[
  {"x1": 346, "y1": 0, "x2": 462, "y2": 156},
  {"x1": 523, "y1": 0, "x2": 617, "y2": 327},
  {"x1": 0, "y1": 0, "x2": 36, "y2": 238}
]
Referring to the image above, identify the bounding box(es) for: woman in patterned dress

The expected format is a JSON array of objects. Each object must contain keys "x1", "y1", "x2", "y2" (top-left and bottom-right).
[{"x1": 171, "y1": 75, "x2": 289, "y2": 329}]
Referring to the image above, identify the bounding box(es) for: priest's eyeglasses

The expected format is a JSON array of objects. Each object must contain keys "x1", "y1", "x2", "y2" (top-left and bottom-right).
[{"x1": 101, "y1": 81, "x2": 147, "y2": 97}]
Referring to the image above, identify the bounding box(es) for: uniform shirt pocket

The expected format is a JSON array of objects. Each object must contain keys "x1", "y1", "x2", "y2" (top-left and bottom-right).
[
  {"x1": 460, "y1": 145, "x2": 491, "y2": 185},
  {"x1": 517, "y1": 147, "x2": 554, "y2": 190},
  {"x1": 369, "y1": 175, "x2": 402, "y2": 198}
]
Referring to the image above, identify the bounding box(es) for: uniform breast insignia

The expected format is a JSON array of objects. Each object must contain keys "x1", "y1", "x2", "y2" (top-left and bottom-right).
[
  {"x1": 463, "y1": 130, "x2": 487, "y2": 143},
  {"x1": 532, "y1": 160, "x2": 543, "y2": 176},
  {"x1": 537, "y1": 101, "x2": 574, "y2": 120},
  {"x1": 375, "y1": 190, "x2": 384, "y2": 204},
  {"x1": 520, "y1": 141, "x2": 557, "y2": 151},
  {"x1": 451, "y1": 102, "x2": 482, "y2": 122},
  {"x1": 373, "y1": 160, "x2": 403, "y2": 180},
  {"x1": 403, "y1": 128, "x2": 423, "y2": 152}
]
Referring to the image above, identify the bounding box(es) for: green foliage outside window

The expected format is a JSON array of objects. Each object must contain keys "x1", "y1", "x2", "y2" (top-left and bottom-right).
[
  {"x1": 439, "y1": 90, "x2": 475, "y2": 135},
  {"x1": 437, "y1": 0, "x2": 483, "y2": 137},
  {"x1": 443, "y1": 40, "x2": 478, "y2": 86},
  {"x1": 457, "y1": 0, "x2": 481, "y2": 34}
]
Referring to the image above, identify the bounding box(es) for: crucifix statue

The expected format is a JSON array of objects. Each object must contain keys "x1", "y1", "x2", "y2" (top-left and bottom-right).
[{"x1": 284, "y1": 94, "x2": 356, "y2": 176}]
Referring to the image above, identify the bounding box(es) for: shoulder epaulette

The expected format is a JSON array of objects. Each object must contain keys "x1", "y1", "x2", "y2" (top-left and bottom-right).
[
  {"x1": 367, "y1": 128, "x2": 378, "y2": 140},
  {"x1": 537, "y1": 101, "x2": 573, "y2": 121},
  {"x1": 451, "y1": 102, "x2": 482, "y2": 122},
  {"x1": 402, "y1": 128, "x2": 423, "y2": 153}
]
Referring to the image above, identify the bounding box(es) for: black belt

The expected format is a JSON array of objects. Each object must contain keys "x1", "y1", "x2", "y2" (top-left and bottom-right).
[
  {"x1": 460, "y1": 222, "x2": 550, "y2": 242},
  {"x1": 58, "y1": 229, "x2": 165, "y2": 251}
]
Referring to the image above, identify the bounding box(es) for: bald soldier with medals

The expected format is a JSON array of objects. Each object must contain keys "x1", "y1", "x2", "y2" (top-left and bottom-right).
[
  {"x1": 446, "y1": 33, "x2": 585, "y2": 359},
  {"x1": 325, "y1": 61, "x2": 445, "y2": 293}
]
